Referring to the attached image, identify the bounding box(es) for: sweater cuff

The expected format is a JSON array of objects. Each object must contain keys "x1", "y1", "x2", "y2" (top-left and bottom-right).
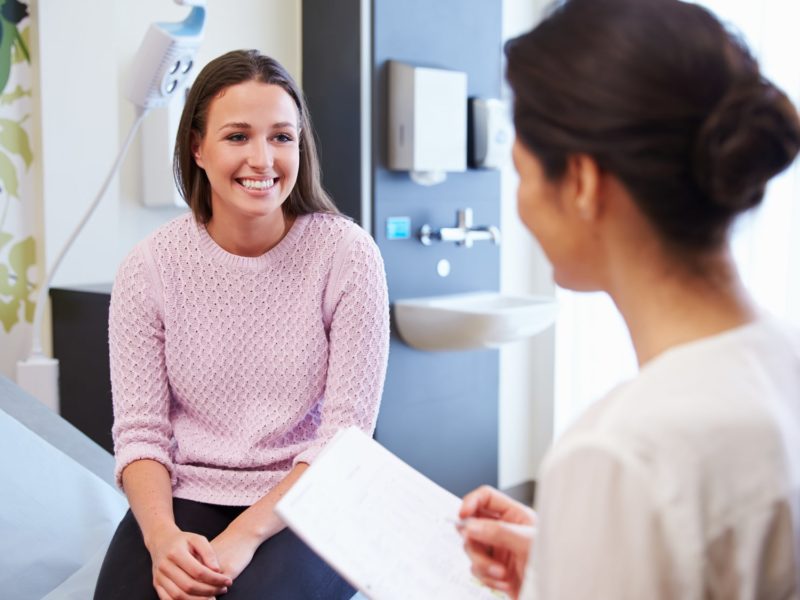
[{"x1": 115, "y1": 443, "x2": 176, "y2": 490}]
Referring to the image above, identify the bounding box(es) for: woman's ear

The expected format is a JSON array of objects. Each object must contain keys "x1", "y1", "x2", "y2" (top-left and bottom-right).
[
  {"x1": 191, "y1": 132, "x2": 205, "y2": 169},
  {"x1": 566, "y1": 154, "x2": 602, "y2": 221}
]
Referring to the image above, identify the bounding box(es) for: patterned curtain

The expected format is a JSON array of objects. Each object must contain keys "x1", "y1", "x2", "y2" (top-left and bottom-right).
[{"x1": 0, "y1": 0, "x2": 37, "y2": 378}]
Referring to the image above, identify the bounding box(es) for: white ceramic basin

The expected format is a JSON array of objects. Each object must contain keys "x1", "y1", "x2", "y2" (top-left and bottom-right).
[{"x1": 394, "y1": 291, "x2": 558, "y2": 351}]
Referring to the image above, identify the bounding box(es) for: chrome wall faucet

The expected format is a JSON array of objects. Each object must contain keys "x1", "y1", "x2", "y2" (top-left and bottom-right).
[{"x1": 419, "y1": 208, "x2": 501, "y2": 248}]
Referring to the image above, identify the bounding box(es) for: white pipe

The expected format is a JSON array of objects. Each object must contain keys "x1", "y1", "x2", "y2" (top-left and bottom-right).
[{"x1": 17, "y1": 106, "x2": 149, "y2": 409}]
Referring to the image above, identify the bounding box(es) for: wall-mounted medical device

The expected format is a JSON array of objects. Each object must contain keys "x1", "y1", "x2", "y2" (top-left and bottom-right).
[
  {"x1": 469, "y1": 98, "x2": 513, "y2": 169},
  {"x1": 387, "y1": 61, "x2": 467, "y2": 186},
  {"x1": 128, "y1": 0, "x2": 206, "y2": 207},
  {"x1": 127, "y1": 0, "x2": 206, "y2": 110}
]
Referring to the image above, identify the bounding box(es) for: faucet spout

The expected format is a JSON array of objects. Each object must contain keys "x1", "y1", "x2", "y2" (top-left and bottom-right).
[{"x1": 419, "y1": 209, "x2": 501, "y2": 247}]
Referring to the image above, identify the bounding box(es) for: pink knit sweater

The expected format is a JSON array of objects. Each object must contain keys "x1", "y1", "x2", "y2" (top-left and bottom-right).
[{"x1": 109, "y1": 212, "x2": 389, "y2": 505}]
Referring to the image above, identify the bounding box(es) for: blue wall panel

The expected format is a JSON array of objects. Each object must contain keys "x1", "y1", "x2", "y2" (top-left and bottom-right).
[{"x1": 372, "y1": 0, "x2": 502, "y2": 495}]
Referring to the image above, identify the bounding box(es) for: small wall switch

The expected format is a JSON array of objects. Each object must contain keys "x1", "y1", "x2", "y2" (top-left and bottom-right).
[{"x1": 386, "y1": 216, "x2": 412, "y2": 240}]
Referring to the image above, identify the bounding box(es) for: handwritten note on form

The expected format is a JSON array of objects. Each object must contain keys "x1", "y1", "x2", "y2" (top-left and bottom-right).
[{"x1": 275, "y1": 427, "x2": 502, "y2": 600}]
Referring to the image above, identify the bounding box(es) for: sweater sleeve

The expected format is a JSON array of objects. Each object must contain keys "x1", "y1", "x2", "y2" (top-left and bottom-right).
[
  {"x1": 293, "y1": 228, "x2": 390, "y2": 465},
  {"x1": 108, "y1": 243, "x2": 176, "y2": 489}
]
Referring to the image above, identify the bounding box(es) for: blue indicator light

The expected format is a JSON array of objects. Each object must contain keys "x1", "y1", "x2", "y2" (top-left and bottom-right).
[{"x1": 386, "y1": 217, "x2": 412, "y2": 240}]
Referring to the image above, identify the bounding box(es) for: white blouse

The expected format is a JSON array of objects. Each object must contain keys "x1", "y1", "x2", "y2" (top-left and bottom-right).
[{"x1": 521, "y1": 317, "x2": 800, "y2": 599}]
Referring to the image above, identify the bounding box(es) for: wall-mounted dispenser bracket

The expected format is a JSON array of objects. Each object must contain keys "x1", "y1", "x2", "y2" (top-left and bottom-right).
[{"x1": 419, "y1": 208, "x2": 501, "y2": 248}]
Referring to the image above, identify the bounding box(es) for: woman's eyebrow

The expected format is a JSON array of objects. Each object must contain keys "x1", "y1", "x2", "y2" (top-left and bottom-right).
[
  {"x1": 271, "y1": 121, "x2": 297, "y2": 130},
  {"x1": 218, "y1": 121, "x2": 251, "y2": 132},
  {"x1": 217, "y1": 121, "x2": 297, "y2": 132}
]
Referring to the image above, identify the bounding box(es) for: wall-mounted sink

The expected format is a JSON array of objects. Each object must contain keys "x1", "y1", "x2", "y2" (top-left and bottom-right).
[{"x1": 394, "y1": 291, "x2": 557, "y2": 351}]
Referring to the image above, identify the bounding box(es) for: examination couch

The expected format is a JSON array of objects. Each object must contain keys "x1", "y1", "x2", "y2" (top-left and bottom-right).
[
  {"x1": 0, "y1": 375, "x2": 126, "y2": 598},
  {"x1": 0, "y1": 375, "x2": 366, "y2": 600}
]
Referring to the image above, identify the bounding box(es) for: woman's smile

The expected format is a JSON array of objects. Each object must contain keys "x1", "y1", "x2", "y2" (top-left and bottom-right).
[{"x1": 237, "y1": 177, "x2": 277, "y2": 192}]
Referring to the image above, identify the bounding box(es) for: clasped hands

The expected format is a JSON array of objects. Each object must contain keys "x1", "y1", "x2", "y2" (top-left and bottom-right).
[
  {"x1": 457, "y1": 485, "x2": 537, "y2": 599},
  {"x1": 146, "y1": 525, "x2": 257, "y2": 600}
]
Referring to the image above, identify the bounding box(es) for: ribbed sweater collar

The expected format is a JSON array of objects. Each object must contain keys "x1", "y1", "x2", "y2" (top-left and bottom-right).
[{"x1": 192, "y1": 213, "x2": 311, "y2": 272}]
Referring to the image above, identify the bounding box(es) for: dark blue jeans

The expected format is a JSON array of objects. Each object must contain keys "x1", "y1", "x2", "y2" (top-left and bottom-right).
[{"x1": 94, "y1": 497, "x2": 355, "y2": 599}]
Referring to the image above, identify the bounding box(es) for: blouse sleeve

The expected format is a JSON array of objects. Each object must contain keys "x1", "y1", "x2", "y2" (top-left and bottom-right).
[
  {"x1": 293, "y1": 227, "x2": 390, "y2": 465},
  {"x1": 521, "y1": 438, "x2": 685, "y2": 600},
  {"x1": 108, "y1": 243, "x2": 176, "y2": 489}
]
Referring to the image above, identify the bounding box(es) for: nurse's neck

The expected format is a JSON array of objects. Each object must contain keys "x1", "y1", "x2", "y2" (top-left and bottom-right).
[{"x1": 610, "y1": 244, "x2": 757, "y2": 367}]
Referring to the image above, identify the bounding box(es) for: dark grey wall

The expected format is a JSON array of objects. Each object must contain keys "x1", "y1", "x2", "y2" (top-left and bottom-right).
[
  {"x1": 302, "y1": 0, "x2": 366, "y2": 224},
  {"x1": 304, "y1": 0, "x2": 503, "y2": 496}
]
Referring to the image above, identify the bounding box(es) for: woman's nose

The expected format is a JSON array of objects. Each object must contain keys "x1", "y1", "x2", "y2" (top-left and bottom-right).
[{"x1": 248, "y1": 138, "x2": 273, "y2": 169}]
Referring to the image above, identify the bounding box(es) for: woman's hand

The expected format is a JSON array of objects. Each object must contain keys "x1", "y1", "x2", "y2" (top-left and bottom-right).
[
  {"x1": 146, "y1": 525, "x2": 232, "y2": 600},
  {"x1": 203, "y1": 462, "x2": 308, "y2": 582},
  {"x1": 458, "y1": 485, "x2": 537, "y2": 599},
  {"x1": 210, "y1": 526, "x2": 261, "y2": 582}
]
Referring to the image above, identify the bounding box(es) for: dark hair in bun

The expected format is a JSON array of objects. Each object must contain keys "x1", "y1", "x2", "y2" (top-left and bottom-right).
[
  {"x1": 694, "y1": 80, "x2": 800, "y2": 213},
  {"x1": 506, "y1": 0, "x2": 800, "y2": 250}
]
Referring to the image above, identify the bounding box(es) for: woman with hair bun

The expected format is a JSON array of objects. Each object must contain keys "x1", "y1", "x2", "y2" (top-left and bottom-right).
[{"x1": 458, "y1": 0, "x2": 800, "y2": 598}]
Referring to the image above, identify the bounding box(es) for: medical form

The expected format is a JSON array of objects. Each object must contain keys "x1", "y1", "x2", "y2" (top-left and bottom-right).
[{"x1": 275, "y1": 427, "x2": 502, "y2": 600}]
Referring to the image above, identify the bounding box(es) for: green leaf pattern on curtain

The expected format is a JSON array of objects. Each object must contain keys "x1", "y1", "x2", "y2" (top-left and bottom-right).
[
  {"x1": 0, "y1": 231, "x2": 35, "y2": 332},
  {"x1": 0, "y1": 0, "x2": 35, "y2": 334}
]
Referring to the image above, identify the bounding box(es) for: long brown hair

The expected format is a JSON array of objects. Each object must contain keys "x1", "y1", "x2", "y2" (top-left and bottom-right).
[
  {"x1": 174, "y1": 49, "x2": 338, "y2": 223},
  {"x1": 506, "y1": 0, "x2": 800, "y2": 250}
]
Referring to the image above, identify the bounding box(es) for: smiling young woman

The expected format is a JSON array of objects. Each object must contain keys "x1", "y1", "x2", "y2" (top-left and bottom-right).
[{"x1": 94, "y1": 50, "x2": 389, "y2": 600}]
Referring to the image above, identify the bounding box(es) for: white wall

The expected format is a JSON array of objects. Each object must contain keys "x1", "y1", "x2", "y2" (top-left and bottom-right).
[
  {"x1": 498, "y1": 0, "x2": 555, "y2": 489},
  {"x1": 36, "y1": 0, "x2": 301, "y2": 288}
]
